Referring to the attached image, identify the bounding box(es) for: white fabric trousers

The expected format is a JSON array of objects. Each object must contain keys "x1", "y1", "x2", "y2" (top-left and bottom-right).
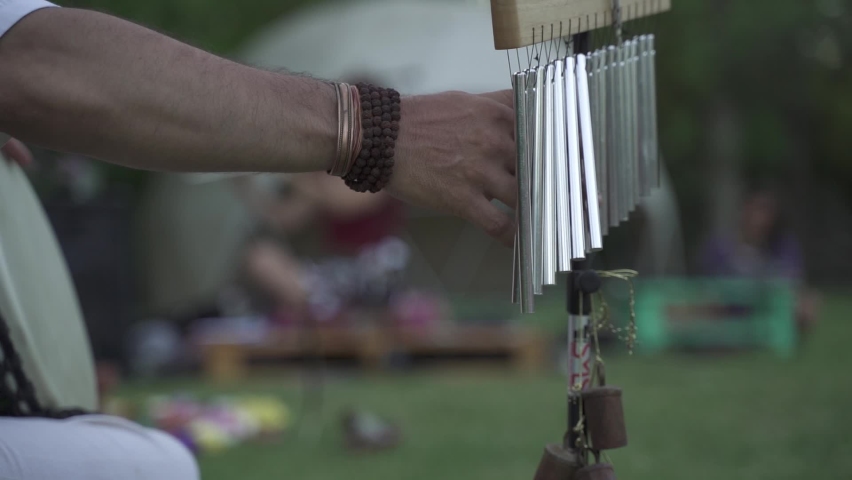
[{"x1": 0, "y1": 414, "x2": 199, "y2": 480}]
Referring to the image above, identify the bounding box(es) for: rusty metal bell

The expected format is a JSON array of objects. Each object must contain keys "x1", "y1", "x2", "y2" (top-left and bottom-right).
[
  {"x1": 581, "y1": 386, "x2": 628, "y2": 450},
  {"x1": 575, "y1": 463, "x2": 617, "y2": 480},
  {"x1": 532, "y1": 443, "x2": 580, "y2": 480}
]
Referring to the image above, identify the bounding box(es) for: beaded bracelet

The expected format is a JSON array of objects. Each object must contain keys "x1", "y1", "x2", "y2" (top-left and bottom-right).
[{"x1": 342, "y1": 83, "x2": 400, "y2": 194}]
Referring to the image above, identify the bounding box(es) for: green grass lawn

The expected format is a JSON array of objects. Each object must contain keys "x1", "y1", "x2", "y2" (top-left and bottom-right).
[{"x1": 121, "y1": 293, "x2": 852, "y2": 480}]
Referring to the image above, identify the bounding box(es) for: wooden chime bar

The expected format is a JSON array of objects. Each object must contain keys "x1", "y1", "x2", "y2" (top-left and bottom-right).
[{"x1": 490, "y1": 0, "x2": 671, "y2": 50}]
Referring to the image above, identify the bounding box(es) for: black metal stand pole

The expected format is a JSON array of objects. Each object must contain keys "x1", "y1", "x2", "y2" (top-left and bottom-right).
[
  {"x1": 531, "y1": 30, "x2": 602, "y2": 480},
  {"x1": 564, "y1": 30, "x2": 594, "y2": 456},
  {"x1": 564, "y1": 258, "x2": 601, "y2": 452}
]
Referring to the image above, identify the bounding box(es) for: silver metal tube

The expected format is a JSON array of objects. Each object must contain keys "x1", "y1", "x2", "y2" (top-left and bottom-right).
[
  {"x1": 564, "y1": 56, "x2": 585, "y2": 260},
  {"x1": 576, "y1": 54, "x2": 603, "y2": 251},
  {"x1": 606, "y1": 46, "x2": 619, "y2": 228},
  {"x1": 623, "y1": 40, "x2": 633, "y2": 213},
  {"x1": 553, "y1": 59, "x2": 572, "y2": 271},
  {"x1": 649, "y1": 34, "x2": 660, "y2": 189},
  {"x1": 531, "y1": 69, "x2": 545, "y2": 294},
  {"x1": 595, "y1": 50, "x2": 609, "y2": 237},
  {"x1": 635, "y1": 36, "x2": 646, "y2": 198},
  {"x1": 522, "y1": 70, "x2": 537, "y2": 294},
  {"x1": 624, "y1": 41, "x2": 633, "y2": 215},
  {"x1": 631, "y1": 40, "x2": 642, "y2": 203},
  {"x1": 585, "y1": 51, "x2": 601, "y2": 233},
  {"x1": 624, "y1": 40, "x2": 639, "y2": 202},
  {"x1": 542, "y1": 64, "x2": 557, "y2": 286},
  {"x1": 630, "y1": 39, "x2": 645, "y2": 205},
  {"x1": 639, "y1": 35, "x2": 653, "y2": 197},
  {"x1": 613, "y1": 45, "x2": 625, "y2": 223},
  {"x1": 618, "y1": 43, "x2": 631, "y2": 220},
  {"x1": 511, "y1": 230, "x2": 519, "y2": 304},
  {"x1": 513, "y1": 72, "x2": 534, "y2": 313}
]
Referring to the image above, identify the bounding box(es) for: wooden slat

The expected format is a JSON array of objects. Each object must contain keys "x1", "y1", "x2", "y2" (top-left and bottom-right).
[
  {"x1": 490, "y1": 0, "x2": 671, "y2": 50},
  {"x1": 198, "y1": 324, "x2": 548, "y2": 382}
]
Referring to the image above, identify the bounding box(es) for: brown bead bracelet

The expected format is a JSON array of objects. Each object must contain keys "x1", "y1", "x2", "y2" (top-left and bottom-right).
[{"x1": 342, "y1": 83, "x2": 401, "y2": 194}]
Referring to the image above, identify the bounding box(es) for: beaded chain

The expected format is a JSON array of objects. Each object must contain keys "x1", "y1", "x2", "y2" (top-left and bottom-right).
[{"x1": 0, "y1": 312, "x2": 88, "y2": 418}]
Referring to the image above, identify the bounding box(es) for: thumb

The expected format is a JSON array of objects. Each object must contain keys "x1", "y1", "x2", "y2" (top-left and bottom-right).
[{"x1": 1, "y1": 139, "x2": 33, "y2": 167}]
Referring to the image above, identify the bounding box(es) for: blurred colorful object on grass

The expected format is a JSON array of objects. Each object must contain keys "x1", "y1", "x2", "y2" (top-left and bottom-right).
[{"x1": 104, "y1": 393, "x2": 291, "y2": 455}]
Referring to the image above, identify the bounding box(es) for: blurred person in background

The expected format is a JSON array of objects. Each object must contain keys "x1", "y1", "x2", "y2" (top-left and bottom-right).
[
  {"x1": 699, "y1": 184, "x2": 821, "y2": 335},
  {"x1": 236, "y1": 172, "x2": 408, "y2": 324},
  {"x1": 235, "y1": 173, "x2": 410, "y2": 452}
]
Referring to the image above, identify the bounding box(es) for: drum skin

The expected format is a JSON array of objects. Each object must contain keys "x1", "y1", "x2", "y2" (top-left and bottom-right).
[{"x1": 0, "y1": 157, "x2": 97, "y2": 411}]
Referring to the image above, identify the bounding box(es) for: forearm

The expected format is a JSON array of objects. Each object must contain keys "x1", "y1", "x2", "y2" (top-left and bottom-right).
[{"x1": 0, "y1": 8, "x2": 336, "y2": 172}]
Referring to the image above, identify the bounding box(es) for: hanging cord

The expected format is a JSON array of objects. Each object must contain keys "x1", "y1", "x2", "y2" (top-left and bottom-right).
[
  {"x1": 592, "y1": 269, "x2": 639, "y2": 353},
  {"x1": 567, "y1": 268, "x2": 639, "y2": 466}
]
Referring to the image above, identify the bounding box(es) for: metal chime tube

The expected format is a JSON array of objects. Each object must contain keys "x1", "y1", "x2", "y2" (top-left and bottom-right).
[
  {"x1": 618, "y1": 43, "x2": 631, "y2": 219},
  {"x1": 511, "y1": 232, "x2": 519, "y2": 303},
  {"x1": 643, "y1": 35, "x2": 655, "y2": 196},
  {"x1": 630, "y1": 39, "x2": 641, "y2": 206},
  {"x1": 625, "y1": 40, "x2": 636, "y2": 213},
  {"x1": 553, "y1": 59, "x2": 572, "y2": 271},
  {"x1": 576, "y1": 54, "x2": 603, "y2": 251},
  {"x1": 532, "y1": 69, "x2": 545, "y2": 294},
  {"x1": 649, "y1": 34, "x2": 660, "y2": 188},
  {"x1": 611, "y1": 45, "x2": 620, "y2": 223},
  {"x1": 637, "y1": 35, "x2": 649, "y2": 198},
  {"x1": 523, "y1": 70, "x2": 537, "y2": 294},
  {"x1": 613, "y1": 45, "x2": 625, "y2": 222},
  {"x1": 513, "y1": 72, "x2": 534, "y2": 313},
  {"x1": 542, "y1": 64, "x2": 558, "y2": 286},
  {"x1": 606, "y1": 46, "x2": 619, "y2": 229},
  {"x1": 565, "y1": 56, "x2": 585, "y2": 260},
  {"x1": 595, "y1": 51, "x2": 609, "y2": 237},
  {"x1": 623, "y1": 40, "x2": 633, "y2": 212},
  {"x1": 587, "y1": 52, "x2": 600, "y2": 234},
  {"x1": 623, "y1": 40, "x2": 633, "y2": 207}
]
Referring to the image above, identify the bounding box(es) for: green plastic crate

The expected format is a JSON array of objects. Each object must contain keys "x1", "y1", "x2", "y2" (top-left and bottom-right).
[{"x1": 629, "y1": 278, "x2": 797, "y2": 357}]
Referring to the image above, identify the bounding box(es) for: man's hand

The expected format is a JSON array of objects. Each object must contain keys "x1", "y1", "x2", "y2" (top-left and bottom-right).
[
  {"x1": 391, "y1": 90, "x2": 517, "y2": 246},
  {"x1": 1, "y1": 138, "x2": 33, "y2": 167}
]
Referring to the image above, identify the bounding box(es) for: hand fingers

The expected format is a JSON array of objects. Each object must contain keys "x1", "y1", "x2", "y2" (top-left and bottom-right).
[
  {"x1": 1, "y1": 139, "x2": 33, "y2": 167},
  {"x1": 464, "y1": 194, "x2": 516, "y2": 247},
  {"x1": 479, "y1": 90, "x2": 514, "y2": 110},
  {"x1": 481, "y1": 165, "x2": 517, "y2": 210}
]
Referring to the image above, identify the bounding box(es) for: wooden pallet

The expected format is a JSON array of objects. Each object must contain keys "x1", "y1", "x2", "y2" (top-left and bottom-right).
[{"x1": 199, "y1": 324, "x2": 548, "y2": 382}]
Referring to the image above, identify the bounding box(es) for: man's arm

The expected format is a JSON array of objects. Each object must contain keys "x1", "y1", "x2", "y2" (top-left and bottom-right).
[
  {"x1": 0, "y1": 7, "x2": 519, "y2": 245},
  {"x1": 0, "y1": 7, "x2": 336, "y2": 173}
]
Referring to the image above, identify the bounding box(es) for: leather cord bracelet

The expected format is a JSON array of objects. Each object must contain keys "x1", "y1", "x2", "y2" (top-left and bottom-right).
[{"x1": 328, "y1": 82, "x2": 355, "y2": 177}]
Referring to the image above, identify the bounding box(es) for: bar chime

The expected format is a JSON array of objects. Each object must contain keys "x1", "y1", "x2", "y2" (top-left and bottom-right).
[
  {"x1": 491, "y1": 1, "x2": 670, "y2": 479},
  {"x1": 508, "y1": 9, "x2": 663, "y2": 315}
]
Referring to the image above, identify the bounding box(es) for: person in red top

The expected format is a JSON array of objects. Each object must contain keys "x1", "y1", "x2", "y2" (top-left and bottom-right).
[{"x1": 239, "y1": 172, "x2": 410, "y2": 321}]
